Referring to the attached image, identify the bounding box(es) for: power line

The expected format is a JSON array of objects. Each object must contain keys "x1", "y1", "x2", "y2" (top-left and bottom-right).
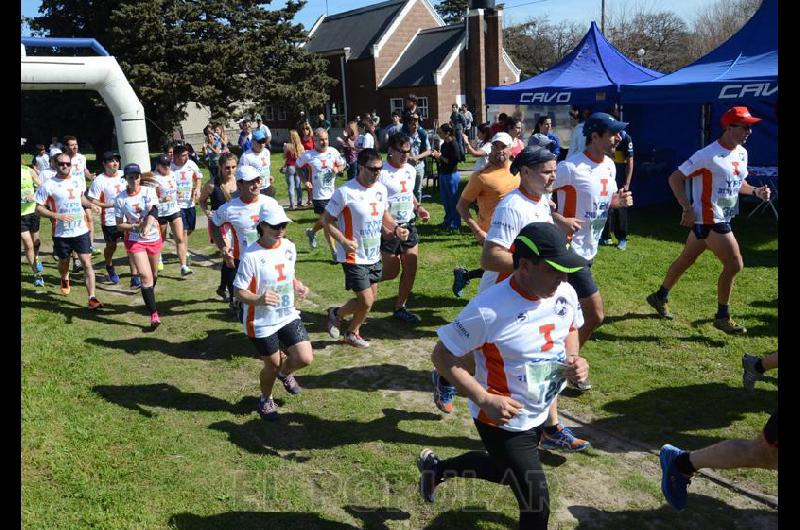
[{"x1": 503, "y1": 0, "x2": 554, "y2": 10}]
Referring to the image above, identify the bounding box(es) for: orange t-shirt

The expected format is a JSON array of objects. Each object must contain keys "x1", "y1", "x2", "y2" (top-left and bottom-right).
[{"x1": 459, "y1": 162, "x2": 520, "y2": 231}]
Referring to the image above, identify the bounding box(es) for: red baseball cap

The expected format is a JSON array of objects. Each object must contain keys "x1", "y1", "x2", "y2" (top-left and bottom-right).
[{"x1": 720, "y1": 106, "x2": 762, "y2": 128}]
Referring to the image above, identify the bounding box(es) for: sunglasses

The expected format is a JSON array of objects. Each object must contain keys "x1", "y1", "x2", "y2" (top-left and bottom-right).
[
  {"x1": 256, "y1": 139, "x2": 267, "y2": 143},
  {"x1": 56, "y1": 161, "x2": 71, "y2": 166},
  {"x1": 363, "y1": 165, "x2": 383, "y2": 173},
  {"x1": 265, "y1": 222, "x2": 288, "y2": 230},
  {"x1": 730, "y1": 124, "x2": 752, "y2": 131},
  {"x1": 395, "y1": 148, "x2": 411, "y2": 154}
]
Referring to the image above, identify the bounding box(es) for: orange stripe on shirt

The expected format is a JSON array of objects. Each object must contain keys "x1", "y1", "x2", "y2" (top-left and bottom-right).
[
  {"x1": 229, "y1": 223, "x2": 240, "y2": 259},
  {"x1": 342, "y1": 206, "x2": 355, "y2": 264},
  {"x1": 477, "y1": 342, "x2": 510, "y2": 426},
  {"x1": 99, "y1": 191, "x2": 107, "y2": 225},
  {"x1": 688, "y1": 168, "x2": 714, "y2": 224},
  {"x1": 556, "y1": 185, "x2": 577, "y2": 218},
  {"x1": 246, "y1": 276, "x2": 257, "y2": 337}
]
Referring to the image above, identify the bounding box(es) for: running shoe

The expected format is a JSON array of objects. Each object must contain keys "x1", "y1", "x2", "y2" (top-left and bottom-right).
[
  {"x1": 278, "y1": 373, "x2": 302, "y2": 395},
  {"x1": 393, "y1": 306, "x2": 421, "y2": 324},
  {"x1": 150, "y1": 312, "x2": 161, "y2": 329},
  {"x1": 60, "y1": 278, "x2": 71, "y2": 295},
  {"x1": 344, "y1": 332, "x2": 370, "y2": 348},
  {"x1": 713, "y1": 317, "x2": 746, "y2": 334},
  {"x1": 257, "y1": 396, "x2": 278, "y2": 421},
  {"x1": 616, "y1": 239, "x2": 627, "y2": 251},
  {"x1": 305, "y1": 228, "x2": 318, "y2": 249},
  {"x1": 35, "y1": 258, "x2": 43, "y2": 273},
  {"x1": 539, "y1": 423, "x2": 591, "y2": 452},
  {"x1": 87, "y1": 296, "x2": 103, "y2": 310},
  {"x1": 326, "y1": 307, "x2": 341, "y2": 339},
  {"x1": 106, "y1": 265, "x2": 120, "y2": 285},
  {"x1": 72, "y1": 259, "x2": 83, "y2": 273},
  {"x1": 742, "y1": 354, "x2": 763, "y2": 393},
  {"x1": 452, "y1": 267, "x2": 469, "y2": 297},
  {"x1": 599, "y1": 238, "x2": 614, "y2": 246},
  {"x1": 659, "y1": 444, "x2": 691, "y2": 510},
  {"x1": 157, "y1": 256, "x2": 164, "y2": 271},
  {"x1": 646, "y1": 292, "x2": 674, "y2": 320},
  {"x1": 91, "y1": 246, "x2": 101, "y2": 256},
  {"x1": 432, "y1": 370, "x2": 456, "y2": 414},
  {"x1": 417, "y1": 448, "x2": 442, "y2": 503},
  {"x1": 570, "y1": 379, "x2": 593, "y2": 391},
  {"x1": 180, "y1": 265, "x2": 193, "y2": 277},
  {"x1": 216, "y1": 285, "x2": 228, "y2": 301},
  {"x1": 33, "y1": 274, "x2": 45, "y2": 288},
  {"x1": 130, "y1": 275, "x2": 142, "y2": 289}
]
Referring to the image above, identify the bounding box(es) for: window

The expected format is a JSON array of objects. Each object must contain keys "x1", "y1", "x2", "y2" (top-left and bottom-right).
[
  {"x1": 417, "y1": 97, "x2": 429, "y2": 119},
  {"x1": 390, "y1": 98, "x2": 404, "y2": 116},
  {"x1": 277, "y1": 108, "x2": 287, "y2": 121},
  {"x1": 264, "y1": 103, "x2": 274, "y2": 122}
]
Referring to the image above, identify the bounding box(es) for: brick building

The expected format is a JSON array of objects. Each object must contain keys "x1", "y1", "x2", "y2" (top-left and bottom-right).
[{"x1": 286, "y1": 0, "x2": 520, "y2": 130}]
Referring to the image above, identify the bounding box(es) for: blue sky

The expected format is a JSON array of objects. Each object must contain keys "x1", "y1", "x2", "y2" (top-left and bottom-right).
[{"x1": 21, "y1": 0, "x2": 719, "y2": 35}]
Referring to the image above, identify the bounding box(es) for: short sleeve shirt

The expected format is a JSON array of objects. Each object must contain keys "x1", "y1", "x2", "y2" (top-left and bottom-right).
[
  {"x1": 479, "y1": 189, "x2": 553, "y2": 292},
  {"x1": 69, "y1": 153, "x2": 88, "y2": 180},
  {"x1": 356, "y1": 134, "x2": 375, "y2": 150},
  {"x1": 296, "y1": 148, "x2": 345, "y2": 201},
  {"x1": 170, "y1": 160, "x2": 203, "y2": 208},
  {"x1": 613, "y1": 132, "x2": 634, "y2": 165},
  {"x1": 554, "y1": 152, "x2": 617, "y2": 260},
  {"x1": 87, "y1": 171, "x2": 126, "y2": 226},
  {"x1": 34, "y1": 175, "x2": 88, "y2": 238},
  {"x1": 34, "y1": 154, "x2": 50, "y2": 174},
  {"x1": 459, "y1": 163, "x2": 520, "y2": 232},
  {"x1": 21, "y1": 166, "x2": 37, "y2": 216},
  {"x1": 114, "y1": 187, "x2": 161, "y2": 243},
  {"x1": 325, "y1": 179, "x2": 388, "y2": 265},
  {"x1": 211, "y1": 195, "x2": 281, "y2": 259},
  {"x1": 239, "y1": 149, "x2": 272, "y2": 191},
  {"x1": 437, "y1": 277, "x2": 583, "y2": 432},
  {"x1": 678, "y1": 141, "x2": 748, "y2": 224},
  {"x1": 380, "y1": 161, "x2": 417, "y2": 224},
  {"x1": 153, "y1": 171, "x2": 181, "y2": 217},
  {"x1": 233, "y1": 238, "x2": 301, "y2": 338}
]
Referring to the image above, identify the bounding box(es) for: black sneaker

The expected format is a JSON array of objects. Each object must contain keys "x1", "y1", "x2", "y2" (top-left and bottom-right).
[
  {"x1": 452, "y1": 268, "x2": 469, "y2": 297},
  {"x1": 257, "y1": 396, "x2": 278, "y2": 421},
  {"x1": 417, "y1": 448, "x2": 442, "y2": 503},
  {"x1": 646, "y1": 292, "x2": 674, "y2": 319},
  {"x1": 216, "y1": 285, "x2": 228, "y2": 301},
  {"x1": 278, "y1": 373, "x2": 302, "y2": 395}
]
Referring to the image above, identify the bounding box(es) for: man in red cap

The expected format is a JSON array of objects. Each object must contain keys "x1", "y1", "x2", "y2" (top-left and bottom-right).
[{"x1": 646, "y1": 106, "x2": 771, "y2": 333}]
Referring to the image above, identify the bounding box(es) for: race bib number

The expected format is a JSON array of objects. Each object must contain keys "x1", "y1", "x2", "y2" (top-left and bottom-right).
[
  {"x1": 524, "y1": 360, "x2": 567, "y2": 406},
  {"x1": 390, "y1": 200, "x2": 414, "y2": 222},
  {"x1": 362, "y1": 236, "x2": 381, "y2": 260}
]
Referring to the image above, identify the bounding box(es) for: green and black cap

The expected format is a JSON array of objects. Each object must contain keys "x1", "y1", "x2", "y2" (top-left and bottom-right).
[{"x1": 513, "y1": 222, "x2": 587, "y2": 274}]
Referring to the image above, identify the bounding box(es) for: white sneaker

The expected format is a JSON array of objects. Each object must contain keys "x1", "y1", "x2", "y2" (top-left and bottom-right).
[
  {"x1": 344, "y1": 332, "x2": 369, "y2": 348},
  {"x1": 326, "y1": 307, "x2": 341, "y2": 339},
  {"x1": 305, "y1": 228, "x2": 318, "y2": 249}
]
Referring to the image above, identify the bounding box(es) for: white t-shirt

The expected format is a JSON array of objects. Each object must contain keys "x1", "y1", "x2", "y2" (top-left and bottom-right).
[
  {"x1": 568, "y1": 124, "x2": 586, "y2": 158},
  {"x1": 39, "y1": 168, "x2": 57, "y2": 184},
  {"x1": 296, "y1": 148, "x2": 346, "y2": 201},
  {"x1": 325, "y1": 179, "x2": 388, "y2": 265},
  {"x1": 34, "y1": 175, "x2": 88, "y2": 238},
  {"x1": 479, "y1": 188, "x2": 554, "y2": 292},
  {"x1": 34, "y1": 154, "x2": 50, "y2": 173},
  {"x1": 380, "y1": 161, "x2": 417, "y2": 224},
  {"x1": 114, "y1": 187, "x2": 161, "y2": 243},
  {"x1": 153, "y1": 171, "x2": 181, "y2": 217},
  {"x1": 170, "y1": 160, "x2": 203, "y2": 208},
  {"x1": 356, "y1": 133, "x2": 375, "y2": 150},
  {"x1": 233, "y1": 238, "x2": 301, "y2": 339},
  {"x1": 554, "y1": 152, "x2": 617, "y2": 260},
  {"x1": 678, "y1": 140, "x2": 748, "y2": 224},
  {"x1": 239, "y1": 148, "x2": 272, "y2": 191},
  {"x1": 69, "y1": 153, "x2": 88, "y2": 180},
  {"x1": 87, "y1": 171, "x2": 126, "y2": 226},
  {"x1": 471, "y1": 142, "x2": 493, "y2": 172},
  {"x1": 437, "y1": 277, "x2": 583, "y2": 432},
  {"x1": 211, "y1": 194, "x2": 281, "y2": 260}
]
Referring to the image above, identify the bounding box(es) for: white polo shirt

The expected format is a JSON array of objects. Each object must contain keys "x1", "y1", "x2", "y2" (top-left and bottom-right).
[
  {"x1": 296, "y1": 148, "x2": 346, "y2": 201},
  {"x1": 380, "y1": 160, "x2": 417, "y2": 224},
  {"x1": 678, "y1": 140, "x2": 748, "y2": 224},
  {"x1": 34, "y1": 175, "x2": 88, "y2": 238},
  {"x1": 325, "y1": 179, "x2": 388, "y2": 265}
]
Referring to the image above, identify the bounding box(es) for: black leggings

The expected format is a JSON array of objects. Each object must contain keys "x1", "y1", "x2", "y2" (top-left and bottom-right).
[
  {"x1": 221, "y1": 259, "x2": 240, "y2": 298},
  {"x1": 435, "y1": 419, "x2": 549, "y2": 530}
]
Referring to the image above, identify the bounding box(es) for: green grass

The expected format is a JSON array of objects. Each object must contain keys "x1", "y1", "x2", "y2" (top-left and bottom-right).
[{"x1": 21, "y1": 152, "x2": 777, "y2": 528}]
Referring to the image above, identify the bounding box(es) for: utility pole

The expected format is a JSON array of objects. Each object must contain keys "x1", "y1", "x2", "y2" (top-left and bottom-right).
[{"x1": 601, "y1": 0, "x2": 605, "y2": 33}]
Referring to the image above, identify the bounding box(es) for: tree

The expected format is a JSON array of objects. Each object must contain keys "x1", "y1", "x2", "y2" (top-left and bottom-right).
[
  {"x1": 435, "y1": 0, "x2": 468, "y2": 24},
  {"x1": 25, "y1": 0, "x2": 335, "y2": 153},
  {"x1": 503, "y1": 18, "x2": 583, "y2": 78},
  {"x1": 606, "y1": 10, "x2": 694, "y2": 73},
  {"x1": 688, "y1": 0, "x2": 761, "y2": 58}
]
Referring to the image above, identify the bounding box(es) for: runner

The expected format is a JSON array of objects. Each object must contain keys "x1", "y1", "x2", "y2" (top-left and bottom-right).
[
  {"x1": 646, "y1": 106, "x2": 770, "y2": 334},
  {"x1": 417, "y1": 222, "x2": 589, "y2": 530},
  {"x1": 199, "y1": 152, "x2": 239, "y2": 301},
  {"x1": 296, "y1": 128, "x2": 346, "y2": 260},
  {"x1": 553, "y1": 112, "x2": 633, "y2": 350},
  {"x1": 170, "y1": 143, "x2": 203, "y2": 275},
  {"x1": 322, "y1": 148, "x2": 409, "y2": 348},
  {"x1": 21, "y1": 161, "x2": 44, "y2": 287},
  {"x1": 34, "y1": 151, "x2": 102, "y2": 309},
  {"x1": 239, "y1": 129, "x2": 274, "y2": 197},
  {"x1": 232, "y1": 206, "x2": 312, "y2": 420},
  {"x1": 86, "y1": 151, "x2": 137, "y2": 285},
  {"x1": 114, "y1": 164, "x2": 164, "y2": 328},
  {"x1": 63, "y1": 136, "x2": 100, "y2": 261},
  {"x1": 153, "y1": 154, "x2": 190, "y2": 276},
  {"x1": 209, "y1": 165, "x2": 281, "y2": 318},
  {"x1": 379, "y1": 133, "x2": 431, "y2": 324}
]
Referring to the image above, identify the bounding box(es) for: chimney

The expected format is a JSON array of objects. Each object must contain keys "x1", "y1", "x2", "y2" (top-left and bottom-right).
[
  {"x1": 485, "y1": 7, "x2": 503, "y2": 89},
  {"x1": 466, "y1": 1, "x2": 489, "y2": 123}
]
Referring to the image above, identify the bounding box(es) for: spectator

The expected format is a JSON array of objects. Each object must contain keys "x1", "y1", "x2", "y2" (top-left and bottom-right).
[
  {"x1": 505, "y1": 117, "x2": 525, "y2": 159},
  {"x1": 253, "y1": 115, "x2": 272, "y2": 146},
  {"x1": 461, "y1": 104, "x2": 474, "y2": 139},
  {"x1": 490, "y1": 112, "x2": 508, "y2": 135},
  {"x1": 336, "y1": 121, "x2": 359, "y2": 181},
  {"x1": 430, "y1": 123, "x2": 463, "y2": 231},
  {"x1": 48, "y1": 136, "x2": 63, "y2": 157},
  {"x1": 530, "y1": 116, "x2": 561, "y2": 158},
  {"x1": 282, "y1": 130, "x2": 305, "y2": 210},
  {"x1": 382, "y1": 111, "x2": 403, "y2": 150},
  {"x1": 317, "y1": 113, "x2": 331, "y2": 131},
  {"x1": 355, "y1": 120, "x2": 376, "y2": 153},
  {"x1": 568, "y1": 107, "x2": 593, "y2": 159},
  {"x1": 369, "y1": 109, "x2": 380, "y2": 128},
  {"x1": 462, "y1": 122, "x2": 493, "y2": 172},
  {"x1": 237, "y1": 119, "x2": 252, "y2": 152},
  {"x1": 402, "y1": 94, "x2": 418, "y2": 121},
  {"x1": 400, "y1": 112, "x2": 432, "y2": 203},
  {"x1": 450, "y1": 103, "x2": 467, "y2": 162},
  {"x1": 203, "y1": 129, "x2": 223, "y2": 181},
  {"x1": 33, "y1": 144, "x2": 50, "y2": 175},
  {"x1": 600, "y1": 110, "x2": 634, "y2": 250}
]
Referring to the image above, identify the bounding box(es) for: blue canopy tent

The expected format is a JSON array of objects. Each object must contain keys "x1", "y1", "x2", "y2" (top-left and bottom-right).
[
  {"x1": 485, "y1": 21, "x2": 662, "y2": 107},
  {"x1": 621, "y1": 0, "x2": 777, "y2": 206}
]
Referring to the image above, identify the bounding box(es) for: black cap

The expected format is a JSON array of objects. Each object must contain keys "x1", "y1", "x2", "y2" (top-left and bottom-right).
[
  {"x1": 583, "y1": 112, "x2": 628, "y2": 137},
  {"x1": 513, "y1": 222, "x2": 587, "y2": 273},
  {"x1": 510, "y1": 146, "x2": 556, "y2": 175},
  {"x1": 123, "y1": 163, "x2": 141, "y2": 176},
  {"x1": 155, "y1": 154, "x2": 172, "y2": 167},
  {"x1": 172, "y1": 143, "x2": 188, "y2": 154},
  {"x1": 102, "y1": 150, "x2": 121, "y2": 162}
]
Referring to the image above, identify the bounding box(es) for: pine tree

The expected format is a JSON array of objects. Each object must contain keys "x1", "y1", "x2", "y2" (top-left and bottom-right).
[{"x1": 435, "y1": 0, "x2": 469, "y2": 24}]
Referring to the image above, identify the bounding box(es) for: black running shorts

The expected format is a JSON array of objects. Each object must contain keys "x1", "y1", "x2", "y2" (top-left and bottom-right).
[
  {"x1": 342, "y1": 261, "x2": 382, "y2": 292},
  {"x1": 248, "y1": 318, "x2": 309, "y2": 357},
  {"x1": 692, "y1": 222, "x2": 732, "y2": 240},
  {"x1": 380, "y1": 223, "x2": 419, "y2": 255}
]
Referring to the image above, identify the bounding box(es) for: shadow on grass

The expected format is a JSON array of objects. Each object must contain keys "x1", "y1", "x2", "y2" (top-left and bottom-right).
[
  {"x1": 209, "y1": 408, "x2": 480, "y2": 454},
  {"x1": 85, "y1": 328, "x2": 249, "y2": 359},
  {"x1": 301, "y1": 364, "x2": 431, "y2": 393},
  {"x1": 169, "y1": 512, "x2": 359, "y2": 530},
  {"x1": 21, "y1": 289, "x2": 148, "y2": 329},
  {"x1": 691, "y1": 312, "x2": 777, "y2": 338},
  {"x1": 343, "y1": 506, "x2": 410, "y2": 529},
  {"x1": 590, "y1": 382, "x2": 777, "y2": 452},
  {"x1": 568, "y1": 493, "x2": 777, "y2": 529},
  {"x1": 92, "y1": 383, "x2": 255, "y2": 418}
]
